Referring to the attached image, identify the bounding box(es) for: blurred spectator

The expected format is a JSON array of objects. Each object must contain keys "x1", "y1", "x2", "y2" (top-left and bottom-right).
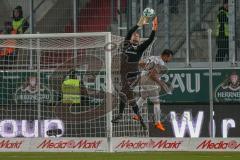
[
  {"x1": 12, "y1": 5, "x2": 29, "y2": 34},
  {"x1": 61, "y1": 69, "x2": 88, "y2": 104},
  {"x1": 215, "y1": 0, "x2": 229, "y2": 62},
  {"x1": 0, "y1": 22, "x2": 17, "y2": 65},
  {"x1": 61, "y1": 69, "x2": 81, "y2": 104},
  {"x1": 0, "y1": 5, "x2": 29, "y2": 66}
]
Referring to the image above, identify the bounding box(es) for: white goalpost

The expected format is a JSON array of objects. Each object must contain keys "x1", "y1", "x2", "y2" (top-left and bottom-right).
[
  {"x1": 0, "y1": 32, "x2": 113, "y2": 139},
  {"x1": 0, "y1": 32, "x2": 154, "y2": 145}
]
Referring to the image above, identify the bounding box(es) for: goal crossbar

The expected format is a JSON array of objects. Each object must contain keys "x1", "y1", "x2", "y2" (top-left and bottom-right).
[{"x1": 0, "y1": 32, "x2": 111, "y2": 39}]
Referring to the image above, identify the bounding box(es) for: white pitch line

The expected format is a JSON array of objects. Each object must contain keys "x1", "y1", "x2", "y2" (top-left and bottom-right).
[
  {"x1": 6, "y1": 156, "x2": 18, "y2": 158},
  {"x1": 198, "y1": 156, "x2": 211, "y2": 158},
  {"x1": 198, "y1": 155, "x2": 233, "y2": 159}
]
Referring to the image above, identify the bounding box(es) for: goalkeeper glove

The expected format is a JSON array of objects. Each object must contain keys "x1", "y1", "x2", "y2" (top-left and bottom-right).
[
  {"x1": 137, "y1": 16, "x2": 149, "y2": 27},
  {"x1": 152, "y1": 16, "x2": 158, "y2": 31}
]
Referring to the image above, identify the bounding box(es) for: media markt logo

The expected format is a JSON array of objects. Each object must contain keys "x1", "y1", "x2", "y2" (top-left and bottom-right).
[
  {"x1": 14, "y1": 76, "x2": 53, "y2": 104},
  {"x1": 215, "y1": 71, "x2": 240, "y2": 102}
]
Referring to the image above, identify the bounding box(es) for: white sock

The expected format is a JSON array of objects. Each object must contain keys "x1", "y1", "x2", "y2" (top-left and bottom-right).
[{"x1": 154, "y1": 103, "x2": 161, "y2": 123}]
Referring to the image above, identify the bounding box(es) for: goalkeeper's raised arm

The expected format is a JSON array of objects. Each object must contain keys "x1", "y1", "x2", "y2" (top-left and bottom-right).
[
  {"x1": 137, "y1": 17, "x2": 158, "y2": 53},
  {"x1": 124, "y1": 16, "x2": 149, "y2": 41},
  {"x1": 122, "y1": 16, "x2": 158, "y2": 62}
]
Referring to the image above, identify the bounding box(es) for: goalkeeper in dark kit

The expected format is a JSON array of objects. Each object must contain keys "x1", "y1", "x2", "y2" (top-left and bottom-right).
[{"x1": 111, "y1": 16, "x2": 158, "y2": 130}]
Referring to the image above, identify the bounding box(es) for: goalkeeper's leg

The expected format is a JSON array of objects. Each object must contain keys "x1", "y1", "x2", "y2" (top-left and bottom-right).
[
  {"x1": 132, "y1": 97, "x2": 147, "y2": 130},
  {"x1": 111, "y1": 93, "x2": 146, "y2": 130},
  {"x1": 133, "y1": 97, "x2": 145, "y2": 121},
  {"x1": 132, "y1": 84, "x2": 149, "y2": 122},
  {"x1": 112, "y1": 77, "x2": 133, "y2": 124}
]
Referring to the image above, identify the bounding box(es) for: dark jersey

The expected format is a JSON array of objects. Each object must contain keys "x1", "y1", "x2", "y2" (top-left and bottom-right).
[{"x1": 120, "y1": 25, "x2": 155, "y2": 80}]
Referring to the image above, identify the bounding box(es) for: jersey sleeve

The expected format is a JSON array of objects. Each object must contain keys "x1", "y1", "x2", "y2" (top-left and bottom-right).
[
  {"x1": 146, "y1": 57, "x2": 167, "y2": 75},
  {"x1": 125, "y1": 25, "x2": 139, "y2": 41},
  {"x1": 137, "y1": 31, "x2": 155, "y2": 53},
  {"x1": 143, "y1": 56, "x2": 155, "y2": 70}
]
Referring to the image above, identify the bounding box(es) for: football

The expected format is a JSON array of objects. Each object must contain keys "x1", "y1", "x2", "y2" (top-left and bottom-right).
[{"x1": 143, "y1": 7, "x2": 155, "y2": 18}]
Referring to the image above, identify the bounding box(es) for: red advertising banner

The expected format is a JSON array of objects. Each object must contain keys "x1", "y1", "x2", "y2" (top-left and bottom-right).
[
  {"x1": 113, "y1": 138, "x2": 186, "y2": 151},
  {"x1": 195, "y1": 139, "x2": 240, "y2": 151},
  {"x1": 0, "y1": 138, "x2": 107, "y2": 152},
  {"x1": 113, "y1": 138, "x2": 240, "y2": 152},
  {"x1": 1, "y1": 138, "x2": 240, "y2": 152}
]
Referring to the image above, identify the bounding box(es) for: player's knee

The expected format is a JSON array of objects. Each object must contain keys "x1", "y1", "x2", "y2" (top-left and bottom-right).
[{"x1": 129, "y1": 101, "x2": 137, "y2": 107}]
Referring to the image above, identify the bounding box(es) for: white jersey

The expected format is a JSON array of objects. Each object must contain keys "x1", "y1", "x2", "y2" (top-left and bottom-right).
[
  {"x1": 133, "y1": 56, "x2": 170, "y2": 102},
  {"x1": 141, "y1": 56, "x2": 167, "y2": 76},
  {"x1": 144, "y1": 56, "x2": 165, "y2": 67}
]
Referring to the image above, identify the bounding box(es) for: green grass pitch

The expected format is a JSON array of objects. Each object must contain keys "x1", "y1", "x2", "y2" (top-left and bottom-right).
[{"x1": 1, "y1": 152, "x2": 240, "y2": 160}]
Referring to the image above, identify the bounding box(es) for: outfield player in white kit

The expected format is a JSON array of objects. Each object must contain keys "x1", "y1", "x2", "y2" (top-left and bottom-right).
[{"x1": 133, "y1": 49, "x2": 173, "y2": 131}]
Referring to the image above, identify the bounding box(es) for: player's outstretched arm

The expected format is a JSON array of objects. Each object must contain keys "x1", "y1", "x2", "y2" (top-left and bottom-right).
[
  {"x1": 137, "y1": 17, "x2": 158, "y2": 52},
  {"x1": 125, "y1": 16, "x2": 148, "y2": 41}
]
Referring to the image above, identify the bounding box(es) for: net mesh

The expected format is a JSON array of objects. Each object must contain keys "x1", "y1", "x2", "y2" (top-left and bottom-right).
[{"x1": 0, "y1": 33, "x2": 155, "y2": 138}]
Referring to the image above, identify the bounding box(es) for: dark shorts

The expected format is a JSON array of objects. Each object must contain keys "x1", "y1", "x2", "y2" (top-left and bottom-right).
[{"x1": 120, "y1": 72, "x2": 140, "y2": 102}]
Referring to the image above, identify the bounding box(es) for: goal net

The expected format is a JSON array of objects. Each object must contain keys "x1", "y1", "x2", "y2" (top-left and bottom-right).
[{"x1": 0, "y1": 33, "x2": 155, "y2": 138}]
